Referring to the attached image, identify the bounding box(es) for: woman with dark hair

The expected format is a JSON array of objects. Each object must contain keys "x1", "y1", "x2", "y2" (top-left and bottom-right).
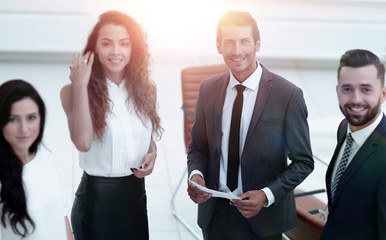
[
  {"x1": 0, "y1": 79, "x2": 72, "y2": 240},
  {"x1": 60, "y1": 10, "x2": 163, "y2": 240}
]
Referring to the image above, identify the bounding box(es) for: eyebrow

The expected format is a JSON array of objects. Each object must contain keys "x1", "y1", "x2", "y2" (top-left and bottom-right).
[
  {"x1": 224, "y1": 37, "x2": 251, "y2": 41},
  {"x1": 9, "y1": 112, "x2": 38, "y2": 117},
  {"x1": 100, "y1": 37, "x2": 130, "y2": 41},
  {"x1": 340, "y1": 83, "x2": 373, "y2": 88},
  {"x1": 340, "y1": 83, "x2": 352, "y2": 88}
]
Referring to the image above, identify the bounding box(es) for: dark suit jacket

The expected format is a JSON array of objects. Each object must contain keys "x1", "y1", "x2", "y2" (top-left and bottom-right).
[
  {"x1": 320, "y1": 115, "x2": 386, "y2": 240},
  {"x1": 187, "y1": 65, "x2": 314, "y2": 237}
]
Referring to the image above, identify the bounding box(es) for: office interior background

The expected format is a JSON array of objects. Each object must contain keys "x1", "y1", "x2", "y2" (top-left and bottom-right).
[{"x1": 1, "y1": 0, "x2": 386, "y2": 239}]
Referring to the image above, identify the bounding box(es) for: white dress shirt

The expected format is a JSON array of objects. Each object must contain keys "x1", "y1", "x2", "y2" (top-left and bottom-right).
[
  {"x1": 330, "y1": 111, "x2": 384, "y2": 189},
  {"x1": 79, "y1": 79, "x2": 152, "y2": 177},
  {"x1": 0, "y1": 145, "x2": 67, "y2": 240},
  {"x1": 190, "y1": 61, "x2": 275, "y2": 206}
]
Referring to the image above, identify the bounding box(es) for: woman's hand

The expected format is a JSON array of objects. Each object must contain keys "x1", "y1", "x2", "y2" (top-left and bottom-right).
[
  {"x1": 131, "y1": 140, "x2": 157, "y2": 179},
  {"x1": 69, "y1": 52, "x2": 94, "y2": 87},
  {"x1": 131, "y1": 152, "x2": 156, "y2": 179},
  {"x1": 61, "y1": 51, "x2": 95, "y2": 152}
]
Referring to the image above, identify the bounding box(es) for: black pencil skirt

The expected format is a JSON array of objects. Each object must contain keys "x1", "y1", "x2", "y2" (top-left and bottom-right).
[{"x1": 71, "y1": 172, "x2": 149, "y2": 240}]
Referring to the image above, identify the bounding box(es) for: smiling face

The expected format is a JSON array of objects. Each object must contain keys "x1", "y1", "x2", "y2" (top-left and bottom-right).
[
  {"x1": 2, "y1": 98, "x2": 41, "y2": 156},
  {"x1": 217, "y1": 25, "x2": 260, "y2": 83},
  {"x1": 337, "y1": 65, "x2": 386, "y2": 132},
  {"x1": 95, "y1": 23, "x2": 131, "y2": 82}
]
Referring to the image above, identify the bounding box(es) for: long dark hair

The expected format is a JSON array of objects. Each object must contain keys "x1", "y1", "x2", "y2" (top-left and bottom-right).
[
  {"x1": 84, "y1": 10, "x2": 163, "y2": 141},
  {"x1": 0, "y1": 79, "x2": 46, "y2": 237}
]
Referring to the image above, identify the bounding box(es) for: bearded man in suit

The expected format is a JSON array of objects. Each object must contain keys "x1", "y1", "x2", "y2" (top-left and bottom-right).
[{"x1": 320, "y1": 49, "x2": 386, "y2": 239}]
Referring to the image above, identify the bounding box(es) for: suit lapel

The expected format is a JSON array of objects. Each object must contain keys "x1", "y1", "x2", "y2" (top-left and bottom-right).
[
  {"x1": 245, "y1": 66, "x2": 273, "y2": 146},
  {"x1": 330, "y1": 137, "x2": 377, "y2": 210},
  {"x1": 214, "y1": 73, "x2": 230, "y2": 151}
]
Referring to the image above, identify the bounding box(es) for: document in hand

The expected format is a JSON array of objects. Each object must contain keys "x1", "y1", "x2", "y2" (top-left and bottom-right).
[{"x1": 190, "y1": 180, "x2": 241, "y2": 200}]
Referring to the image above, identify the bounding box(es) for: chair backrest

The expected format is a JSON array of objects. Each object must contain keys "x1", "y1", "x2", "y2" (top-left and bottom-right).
[{"x1": 181, "y1": 64, "x2": 229, "y2": 153}]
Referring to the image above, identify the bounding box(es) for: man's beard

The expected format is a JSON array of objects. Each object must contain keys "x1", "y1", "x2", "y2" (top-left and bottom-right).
[{"x1": 339, "y1": 101, "x2": 381, "y2": 127}]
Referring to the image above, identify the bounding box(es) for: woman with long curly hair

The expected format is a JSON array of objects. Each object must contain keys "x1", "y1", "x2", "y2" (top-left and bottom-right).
[
  {"x1": 0, "y1": 79, "x2": 72, "y2": 240},
  {"x1": 60, "y1": 10, "x2": 163, "y2": 240}
]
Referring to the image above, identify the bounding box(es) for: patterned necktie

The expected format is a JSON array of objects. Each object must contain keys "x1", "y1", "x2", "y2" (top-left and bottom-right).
[
  {"x1": 227, "y1": 84, "x2": 245, "y2": 191},
  {"x1": 331, "y1": 133, "x2": 354, "y2": 201}
]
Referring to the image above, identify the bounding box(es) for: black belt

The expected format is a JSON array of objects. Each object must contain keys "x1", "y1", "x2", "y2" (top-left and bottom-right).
[
  {"x1": 217, "y1": 198, "x2": 237, "y2": 206},
  {"x1": 83, "y1": 171, "x2": 136, "y2": 183}
]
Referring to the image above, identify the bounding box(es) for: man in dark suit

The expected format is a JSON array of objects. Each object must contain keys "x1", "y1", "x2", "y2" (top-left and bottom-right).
[
  {"x1": 320, "y1": 49, "x2": 386, "y2": 239},
  {"x1": 187, "y1": 11, "x2": 314, "y2": 240}
]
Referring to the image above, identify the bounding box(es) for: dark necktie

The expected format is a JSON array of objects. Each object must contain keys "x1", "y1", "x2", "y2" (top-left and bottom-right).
[
  {"x1": 227, "y1": 84, "x2": 246, "y2": 191},
  {"x1": 331, "y1": 133, "x2": 353, "y2": 201}
]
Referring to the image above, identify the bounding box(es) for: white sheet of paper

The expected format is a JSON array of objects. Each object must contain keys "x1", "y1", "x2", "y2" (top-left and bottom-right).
[{"x1": 190, "y1": 180, "x2": 241, "y2": 200}]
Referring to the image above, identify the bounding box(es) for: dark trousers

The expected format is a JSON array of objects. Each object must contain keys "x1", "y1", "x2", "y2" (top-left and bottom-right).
[
  {"x1": 71, "y1": 172, "x2": 149, "y2": 240},
  {"x1": 202, "y1": 199, "x2": 282, "y2": 240}
]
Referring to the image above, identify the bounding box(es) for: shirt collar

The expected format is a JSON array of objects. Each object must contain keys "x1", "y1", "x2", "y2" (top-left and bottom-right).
[
  {"x1": 347, "y1": 111, "x2": 384, "y2": 147},
  {"x1": 106, "y1": 78, "x2": 125, "y2": 89},
  {"x1": 229, "y1": 60, "x2": 262, "y2": 91}
]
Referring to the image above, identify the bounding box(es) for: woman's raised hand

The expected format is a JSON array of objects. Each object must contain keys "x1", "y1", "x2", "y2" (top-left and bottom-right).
[{"x1": 69, "y1": 52, "x2": 94, "y2": 87}]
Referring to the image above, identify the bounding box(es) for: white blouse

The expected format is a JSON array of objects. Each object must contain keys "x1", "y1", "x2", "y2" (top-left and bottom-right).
[
  {"x1": 79, "y1": 79, "x2": 152, "y2": 177},
  {"x1": 0, "y1": 145, "x2": 67, "y2": 240}
]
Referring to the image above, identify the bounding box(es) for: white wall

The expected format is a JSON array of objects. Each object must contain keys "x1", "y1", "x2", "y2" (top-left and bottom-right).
[{"x1": 2, "y1": 0, "x2": 386, "y2": 60}]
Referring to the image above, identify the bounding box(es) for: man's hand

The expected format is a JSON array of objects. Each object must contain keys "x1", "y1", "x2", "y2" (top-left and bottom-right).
[
  {"x1": 187, "y1": 174, "x2": 212, "y2": 204},
  {"x1": 233, "y1": 190, "x2": 268, "y2": 218}
]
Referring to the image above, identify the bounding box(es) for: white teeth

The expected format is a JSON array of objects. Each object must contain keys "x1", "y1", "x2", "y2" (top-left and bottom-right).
[
  {"x1": 110, "y1": 59, "x2": 122, "y2": 63},
  {"x1": 350, "y1": 107, "x2": 365, "y2": 112}
]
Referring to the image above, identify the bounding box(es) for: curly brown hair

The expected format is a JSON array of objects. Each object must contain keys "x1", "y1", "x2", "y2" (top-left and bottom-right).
[{"x1": 83, "y1": 10, "x2": 163, "y2": 141}]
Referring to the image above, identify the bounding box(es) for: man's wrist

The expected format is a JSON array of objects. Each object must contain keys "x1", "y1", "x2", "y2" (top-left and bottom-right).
[
  {"x1": 189, "y1": 170, "x2": 204, "y2": 181},
  {"x1": 261, "y1": 187, "x2": 275, "y2": 207}
]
